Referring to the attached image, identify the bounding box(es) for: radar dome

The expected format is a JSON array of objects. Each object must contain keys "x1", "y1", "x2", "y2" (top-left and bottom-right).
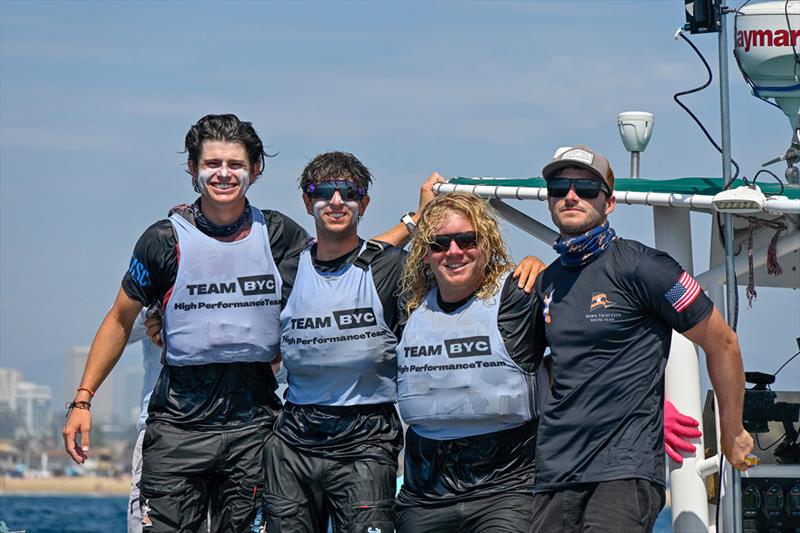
[{"x1": 734, "y1": 0, "x2": 800, "y2": 130}]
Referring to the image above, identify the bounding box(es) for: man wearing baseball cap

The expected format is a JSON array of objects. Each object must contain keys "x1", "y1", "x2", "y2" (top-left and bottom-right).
[{"x1": 531, "y1": 145, "x2": 753, "y2": 531}]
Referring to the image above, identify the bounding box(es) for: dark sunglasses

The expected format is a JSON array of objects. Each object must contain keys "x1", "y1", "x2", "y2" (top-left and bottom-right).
[
  {"x1": 428, "y1": 232, "x2": 479, "y2": 252},
  {"x1": 306, "y1": 180, "x2": 366, "y2": 202},
  {"x1": 546, "y1": 177, "x2": 610, "y2": 199}
]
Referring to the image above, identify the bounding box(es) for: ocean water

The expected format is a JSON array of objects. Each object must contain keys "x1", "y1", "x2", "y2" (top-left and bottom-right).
[
  {"x1": 0, "y1": 494, "x2": 673, "y2": 532},
  {"x1": 0, "y1": 495, "x2": 128, "y2": 533}
]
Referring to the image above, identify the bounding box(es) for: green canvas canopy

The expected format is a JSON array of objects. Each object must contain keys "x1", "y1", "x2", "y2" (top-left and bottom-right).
[{"x1": 448, "y1": 176, "x2": 800, "y2": 199}]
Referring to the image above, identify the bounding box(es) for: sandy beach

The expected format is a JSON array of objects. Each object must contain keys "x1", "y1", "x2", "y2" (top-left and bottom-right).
[{"x1": 0, "y1": 475, "x2": 131, "y2": 495}]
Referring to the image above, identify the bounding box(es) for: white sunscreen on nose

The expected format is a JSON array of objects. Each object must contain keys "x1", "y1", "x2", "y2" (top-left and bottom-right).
[
  {"x1": 312, "y1": 200, "x2": 360, "y2": 226},
  {"x1": 197, "y1": 167, "x2": 250, "y2": 197}
]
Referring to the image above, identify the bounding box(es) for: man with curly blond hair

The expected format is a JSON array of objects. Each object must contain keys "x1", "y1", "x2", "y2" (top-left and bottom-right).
[{"x1": 394, "y1": 192, "x2": 548, "y2": 532}]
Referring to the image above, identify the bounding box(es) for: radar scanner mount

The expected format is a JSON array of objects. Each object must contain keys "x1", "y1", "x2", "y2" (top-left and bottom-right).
[{"x1": 734, "y1": 1, "x2": 800, "y2": 185}]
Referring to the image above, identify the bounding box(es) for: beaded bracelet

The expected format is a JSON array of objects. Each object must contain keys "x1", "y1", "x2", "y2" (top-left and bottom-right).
[{"x1": 76, "y1": 386, "x2": 95, "y2": 398}]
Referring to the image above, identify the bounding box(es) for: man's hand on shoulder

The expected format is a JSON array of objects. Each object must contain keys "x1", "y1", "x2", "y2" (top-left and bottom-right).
[{"x1": 512, "y1": 256, "x2": 546, "y2": 294}]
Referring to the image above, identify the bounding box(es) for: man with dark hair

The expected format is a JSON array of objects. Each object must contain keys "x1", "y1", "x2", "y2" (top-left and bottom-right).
[
  {"x1": 262, "y1": 152, "x2": 443, "y2": 533},
  {"x1": 531, "y1": 145, "x2": 753, "y2": 531},
  {"x1": 63, "y1": 114, "x2": 310, "y2": 532},
  {"x1": 297, "y1": 149, "x2": 373, "y2": 193}
]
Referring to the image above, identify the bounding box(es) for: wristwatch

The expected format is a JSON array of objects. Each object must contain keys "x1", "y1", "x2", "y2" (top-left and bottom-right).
[{"x1": 401, "y1": 212, "x2": 417, "y2": 234}]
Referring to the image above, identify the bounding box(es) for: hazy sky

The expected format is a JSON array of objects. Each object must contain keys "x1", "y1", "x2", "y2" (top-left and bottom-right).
[{"x1": 1, "y1": 1, "x2": 798, "y2": 406}]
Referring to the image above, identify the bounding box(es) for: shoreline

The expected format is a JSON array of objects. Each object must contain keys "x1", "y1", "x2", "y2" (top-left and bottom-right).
[{"x1": 0, "y1": 475, "x2": 131, "y2": 496}]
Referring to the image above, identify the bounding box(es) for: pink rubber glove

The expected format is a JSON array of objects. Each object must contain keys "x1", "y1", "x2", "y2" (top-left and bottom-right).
[{"x1": 664, "y1": 400, "x2": 702, "y2": 464}]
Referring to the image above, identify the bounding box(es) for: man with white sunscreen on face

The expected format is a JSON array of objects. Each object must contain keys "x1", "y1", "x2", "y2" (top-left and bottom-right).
[
  {"x1": 63, "y1": 114, "x2": 311, "y2": 532},
  {"x1": 262, "y1": 152, "x2": 406, "y2": 532}
]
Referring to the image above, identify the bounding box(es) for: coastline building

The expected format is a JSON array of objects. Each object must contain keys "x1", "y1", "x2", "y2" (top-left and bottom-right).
[
  {"x1": 0, "y1": 368, "x2": 22, "y2": 411},
  {"x1": 0, "y1": 367, "x2": 23, "y2": 438},
  {"x1": 119, "y1": 365, "x2": 145, "y2": 426},
  {"x1": 65, "y1": 347, "x2": 114, "y2": 426},
  {"x1": 15, "y1": 382, "x2": 52, "y2": 438}
]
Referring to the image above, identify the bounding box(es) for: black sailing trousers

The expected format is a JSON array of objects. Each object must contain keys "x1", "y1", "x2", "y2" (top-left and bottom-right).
[
  {"x1": 139, "y1": 420, "x2": 269, "y2": 533},
  {"x1": 263, "y1": 433, "x2": 396, "y2": 533}
]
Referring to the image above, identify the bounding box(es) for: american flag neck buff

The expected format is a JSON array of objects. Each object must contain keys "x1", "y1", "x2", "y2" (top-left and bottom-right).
[{"x1": 553, "y1": 222, "x2": 618, "y2": 268}]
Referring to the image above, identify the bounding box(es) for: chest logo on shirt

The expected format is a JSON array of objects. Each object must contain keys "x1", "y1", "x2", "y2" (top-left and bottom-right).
[
  {"x1": 404, "y1": 336, "x2": 491, "y2": 358},
  {"x1": 290, "y1": 307, "x2": 377, "y2": 330},
  {"x1": 238, "y1": 275, "x2": 277, "y2": 295},
  {"x1": 446, "y1": 336, "x2": 491, "y2": 357},
  {"x1": 589, "y1": 292, "x2": 615, "y2": 311},
  {"x1": 585, "y1": 290, "x2": 622, "y2": 322},
  {"x1": 186, "y1": 275, "x2": 276, "y2": 296}
]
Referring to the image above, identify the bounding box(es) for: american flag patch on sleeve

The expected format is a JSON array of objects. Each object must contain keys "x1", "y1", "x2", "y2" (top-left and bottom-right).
[{"x1": 664, "y1": 272, "x2": 701, "y2": 312}]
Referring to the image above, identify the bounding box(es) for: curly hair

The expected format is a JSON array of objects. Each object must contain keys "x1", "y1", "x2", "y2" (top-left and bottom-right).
[{"x1": 398, "y1": 192, "x2": 513, "y2": 320}]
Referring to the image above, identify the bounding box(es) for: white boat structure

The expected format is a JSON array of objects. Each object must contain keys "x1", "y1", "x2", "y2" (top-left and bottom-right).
[{"x1": 434, "y1": 2, "x2": 800, "y2": 531}]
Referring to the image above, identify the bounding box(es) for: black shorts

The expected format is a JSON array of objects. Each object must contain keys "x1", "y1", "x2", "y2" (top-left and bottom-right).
[
  {"x1": 395, "y1": 491, "x2": 534, "y2": 533},
  {"x1": 140, "y1": 420, "x2": 270, "y2": 533},
  {"x1": 263, "y1": 433, "x2": 396, "y2": 533},
  {"x1": 531, "y1": 479, "x2": 665, "y2": 533}
]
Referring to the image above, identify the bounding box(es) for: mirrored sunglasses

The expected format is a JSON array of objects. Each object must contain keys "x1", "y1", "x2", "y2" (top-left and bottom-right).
[
  {"x1": 546, "y1": 177, "x2": 610, "y2": 199},
  {"x1": 428, "y1": 232, "x2": 479, "y2": 253},
  {"x1": 306, "y1": 180, "x2": 366, "y2": 202}
]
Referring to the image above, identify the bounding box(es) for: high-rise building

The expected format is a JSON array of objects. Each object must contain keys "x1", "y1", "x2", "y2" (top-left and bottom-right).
[
  {"x1": 0, "y1": 368, "x2": 23, "y2": 438},
  {"x1": 65, "y1": 347, "x2": 114, "y2": 426},
  {"x1": 15, "y1": 382, "x2": 52, "y2": 438},
  {"x1": 0, "y1": 368, "x2": 22, "y2": 411},
  {"x1": 119, "y1": 365, "x2": 145, "y2": 426}
]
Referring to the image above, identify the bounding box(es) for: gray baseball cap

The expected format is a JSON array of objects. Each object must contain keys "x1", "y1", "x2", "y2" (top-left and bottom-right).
[{"x1": 542, "y1": 144, "x2": 615, "y2": 192}]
